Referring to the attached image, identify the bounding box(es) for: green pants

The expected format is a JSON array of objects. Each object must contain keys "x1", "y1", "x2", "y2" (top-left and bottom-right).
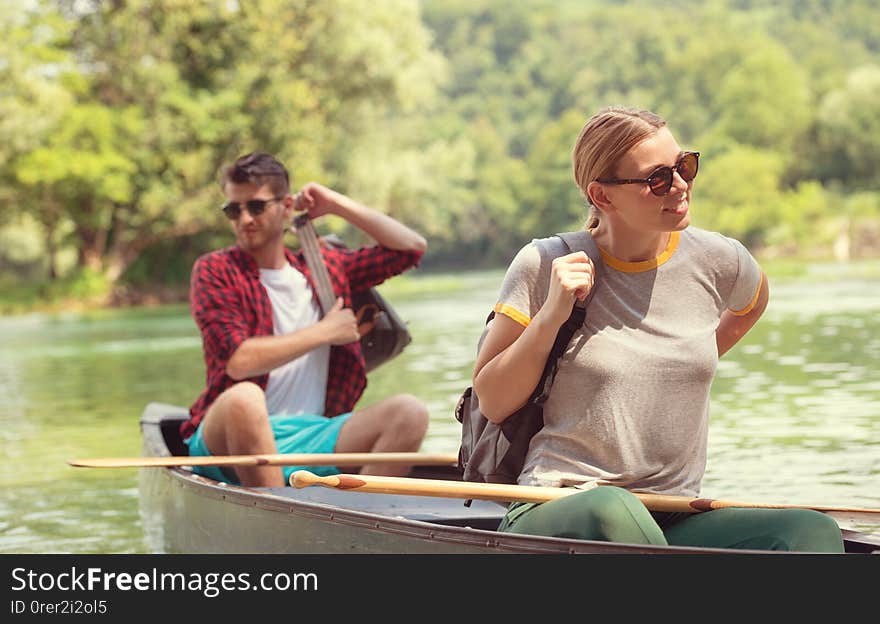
[{"x1": 499, "y1": 487, "x2": 844, "y2": 553}]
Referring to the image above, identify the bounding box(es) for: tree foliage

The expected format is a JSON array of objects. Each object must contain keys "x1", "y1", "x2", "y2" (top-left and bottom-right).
[
  {"x1": 2, "y1": 0, "x2": 444, "y2": 284},
  {"x1": 1, "y1": 0, "x2": 879, "y2": 303}
]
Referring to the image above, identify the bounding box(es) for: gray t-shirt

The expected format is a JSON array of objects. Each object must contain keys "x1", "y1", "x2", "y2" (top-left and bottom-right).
[{"x1": 495, "y1": 227, "x2": 762, "y2": 496}]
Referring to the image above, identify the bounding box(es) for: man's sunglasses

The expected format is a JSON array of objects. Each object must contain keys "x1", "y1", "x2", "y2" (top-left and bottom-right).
[
  {"x1": 221, "y1": 196, "x2": 284, "y2": 220},
  {"x1": 598, "y1": 151, "x2": 700, "y2": 196}
]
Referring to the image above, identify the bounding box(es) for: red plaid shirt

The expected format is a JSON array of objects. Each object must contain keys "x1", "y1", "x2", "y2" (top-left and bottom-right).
[{"x1": 182, "y1": 242, "x2": 423, "y2": 440}]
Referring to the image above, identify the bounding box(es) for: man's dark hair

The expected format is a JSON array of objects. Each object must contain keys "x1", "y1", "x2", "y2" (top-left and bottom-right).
[{"x1": 220, "y1": 152, "x2": 290, "y2": 196}]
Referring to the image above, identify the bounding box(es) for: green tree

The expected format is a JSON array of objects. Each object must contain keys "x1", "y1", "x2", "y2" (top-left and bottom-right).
[
  {"x1": 692, "y1": 145, "x2": 786, "y2": 248},
  {"x1": 815, "y1": 65, "x2": 880, "y2": 190},
  {"x1": 712, "y1": 43, "x2": 812, "y2": 155},
  {"x1": 766, "y1": 181, "x2": 833, "y2": 254},
  {"x1": 0, "y1": 3, "x2": 74, "y2": 278},
  {"x1": 6, "y1": 0, "x2": 880, "y2": 304},
  {"x1": 522, "y1": 109, "x2": 590, "y2": 237},
  {"x1": 5, "y1": 0, "x2": 444, "y2": 285}
]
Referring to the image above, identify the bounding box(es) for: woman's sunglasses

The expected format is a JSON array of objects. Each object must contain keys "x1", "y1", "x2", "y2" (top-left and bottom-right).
[
  {"x1": 221, "y1": 196, "x2": 284, "y2": 220},
  {"x1": 598, "y1": 151, "x2": 700, "y2": 196}
]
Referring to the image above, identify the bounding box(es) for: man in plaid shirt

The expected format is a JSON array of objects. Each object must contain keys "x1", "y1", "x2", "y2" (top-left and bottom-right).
[{"x1": 183, "y1": 152, "x2": 428, "y2": 487}]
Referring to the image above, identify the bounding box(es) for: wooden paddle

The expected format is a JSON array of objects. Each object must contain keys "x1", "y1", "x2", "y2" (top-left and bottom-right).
[
  {"x1": 290, "y1": 471, "x2": 880, "y2": 526},
  {"x1": 69, "y1": 452, "x2": 460, "y2": 469},
  {"x1": 291, "y1": 212, "x2": 337, "y2": 314}
]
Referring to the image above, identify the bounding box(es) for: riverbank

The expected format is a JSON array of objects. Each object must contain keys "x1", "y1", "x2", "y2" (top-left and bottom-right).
[{"x1": 2, "y1": 258, "x2": 879, "y2": 317}]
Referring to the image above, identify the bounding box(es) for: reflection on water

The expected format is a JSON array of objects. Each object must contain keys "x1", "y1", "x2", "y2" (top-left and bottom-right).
[
  {"x1": 1, "y1": 272, "x2": 878, "y2": 552},
  {"x1": 703, "y1": 280, "x2": 880, "y2": 538}
]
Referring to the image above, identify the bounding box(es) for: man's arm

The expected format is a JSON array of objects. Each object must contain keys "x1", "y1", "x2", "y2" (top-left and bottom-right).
[
  {"x1": 716, "y1": 272, "x2": 769, "y2": 358},
  {"x1": 296, "y1": 183, "x2": 427, "y2": 253},
  {"x1": 225, "y1": 298, "x2": 359, "y2": 380}
]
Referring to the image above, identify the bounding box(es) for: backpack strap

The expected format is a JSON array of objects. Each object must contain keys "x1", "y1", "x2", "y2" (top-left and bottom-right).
[{"x1": 531, "y1": 230, "x2": 605, "y2": 405}]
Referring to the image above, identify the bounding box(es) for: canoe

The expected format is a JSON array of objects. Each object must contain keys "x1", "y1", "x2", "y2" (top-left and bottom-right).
[{"x1": 138, "y1": 402, "x2": 879, "y2": 554}]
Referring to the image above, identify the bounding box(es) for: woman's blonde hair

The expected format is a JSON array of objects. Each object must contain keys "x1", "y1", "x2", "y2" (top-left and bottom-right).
[{"x1": 572, "y1": 107, "x2": 666, "y2": 229}]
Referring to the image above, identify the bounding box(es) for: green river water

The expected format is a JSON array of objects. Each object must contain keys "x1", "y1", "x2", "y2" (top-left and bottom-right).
[{"x1": 1, "y1": 267, "x2": 878, "y2": 552}]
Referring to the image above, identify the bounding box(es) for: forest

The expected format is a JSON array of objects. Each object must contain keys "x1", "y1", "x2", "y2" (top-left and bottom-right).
[{"x1": 1, "y1": 0, "x2": 878, "y2": 310}]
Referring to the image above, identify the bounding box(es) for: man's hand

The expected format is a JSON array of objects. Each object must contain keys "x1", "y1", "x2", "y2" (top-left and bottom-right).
[
  {"x1": 295, "y1": 182, "x2": 340, "y2": 219},
  {"x1": 318, "y1": 297, "x2": 360, "y2": 345},
  {"x1": 294, "y1": 182, "x2": 426, "y2": 253}
]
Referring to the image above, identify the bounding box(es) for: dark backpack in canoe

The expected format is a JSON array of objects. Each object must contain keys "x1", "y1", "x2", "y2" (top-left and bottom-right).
[
  {"x1": 292, "y1": 213, "x2": 412, "y2": 374},
  {"x1": 455, "y1": 231, "x2": 604, "y2": 484},
  {"x1": 321, "y1": 234, "x2": 413, "y2": 373}
]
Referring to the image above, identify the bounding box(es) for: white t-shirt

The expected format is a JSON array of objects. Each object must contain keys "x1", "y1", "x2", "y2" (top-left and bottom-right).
[{"x1": 260, "y1": 263, "x2": 330, "y2": 416}]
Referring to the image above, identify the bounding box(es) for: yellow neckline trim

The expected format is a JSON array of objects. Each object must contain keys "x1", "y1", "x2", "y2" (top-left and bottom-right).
[{"x1": 597, "y1": 231, "x2": 680, "y2": 273}]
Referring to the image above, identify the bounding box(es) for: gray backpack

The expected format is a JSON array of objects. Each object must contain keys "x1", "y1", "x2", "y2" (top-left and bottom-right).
[{"x1": 455, "y1": 231, "x2": 604, "y2": 484}]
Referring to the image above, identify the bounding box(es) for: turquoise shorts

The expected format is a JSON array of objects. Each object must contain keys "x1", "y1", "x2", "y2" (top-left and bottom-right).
[{"x1": 184, "y1": 412, "x2": 353, "y2": 485}]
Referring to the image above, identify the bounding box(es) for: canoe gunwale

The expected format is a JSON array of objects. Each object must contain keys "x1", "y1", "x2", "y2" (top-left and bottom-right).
[{"x1": 149, "y1": 459, "x2": 736, "y2": 554}]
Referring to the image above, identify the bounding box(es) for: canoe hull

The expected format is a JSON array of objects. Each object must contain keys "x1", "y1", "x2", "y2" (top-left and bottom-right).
[
  {"x1": 138, "y1": 404, "x2": 678, "y2": 554},
  {"x1": 138, "y1": 403, "x2": 879, "y2": 555}
]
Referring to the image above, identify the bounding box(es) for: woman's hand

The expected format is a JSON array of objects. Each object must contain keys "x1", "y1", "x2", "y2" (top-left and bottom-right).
[{"x1": 542, "y1": 251, "x2": 595, "y2": 327}]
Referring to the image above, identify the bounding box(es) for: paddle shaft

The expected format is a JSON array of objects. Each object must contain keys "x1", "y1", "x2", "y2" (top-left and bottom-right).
[
  {"x1": 69, "y1": 452, "x2": 460, "y2": 469},
  {"x1": 290, "y1": 471, "x2": 880, "y2": 520},
  {"x1": 291, "y1": 214, "x2": 336, "y2": 314}
]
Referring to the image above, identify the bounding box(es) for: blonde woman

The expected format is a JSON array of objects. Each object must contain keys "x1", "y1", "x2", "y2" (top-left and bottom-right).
[{"x1": 473, "y1": 107, "x2": 843, "y2": 552}]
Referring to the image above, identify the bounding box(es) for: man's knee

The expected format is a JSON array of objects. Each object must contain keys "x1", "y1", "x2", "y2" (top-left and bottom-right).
[
  {"x1": 208, "y1": 382, "x2": 267, "y2": 428},
  {"x1": 337, "y1": 394, "x2": 429, "y2": 454},
  {"x1": 384, "y1": 394, "x2": 429, "y2": 439},
  {"x1": 219, "y1": 381, "x2": 264, "y2": 408}
]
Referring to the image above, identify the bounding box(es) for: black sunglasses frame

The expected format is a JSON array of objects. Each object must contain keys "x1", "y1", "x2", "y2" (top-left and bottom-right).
[
  {"x1": 221, "y1": 196, "x2": 285, "y2": 220},
  {"x1": 598, "y1": 151, "x2": 700, "y2": 196}
]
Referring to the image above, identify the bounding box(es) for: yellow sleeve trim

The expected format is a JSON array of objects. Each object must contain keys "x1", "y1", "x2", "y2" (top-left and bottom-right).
[
  {"x1": 494, "y1": 303, "x2": 530, "y2": 328},
  {"x1": 729, "y1": 273, "x2": 764, "y2": 316}
]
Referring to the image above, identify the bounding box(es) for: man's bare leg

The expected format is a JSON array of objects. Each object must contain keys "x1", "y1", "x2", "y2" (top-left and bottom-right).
[
  {"x1": 334, "y1": 394, "x2": 429, "y2": 476},
  {"x1": 199, "y1": 381, "x2": 285, "y2": 487}
]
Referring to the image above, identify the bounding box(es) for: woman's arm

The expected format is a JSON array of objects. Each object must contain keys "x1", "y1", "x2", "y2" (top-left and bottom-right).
[
  {"x1": 474, "y1": 251, "x2": 595, "y2": 423},
  {"x1": 716, "y1": 272, "x2": 769, "y2": 357},
  {"x1": 473, "y1": 312, "x2": 558, "y2": 423}
]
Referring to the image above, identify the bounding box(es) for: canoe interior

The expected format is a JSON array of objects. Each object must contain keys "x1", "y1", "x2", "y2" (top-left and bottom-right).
[
  {"x1": 139, "y1": 403, "x2": 879, "y2": 554},
  {"x1": 150, "y1": 407, "x2": 508, "y2": 532}
]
